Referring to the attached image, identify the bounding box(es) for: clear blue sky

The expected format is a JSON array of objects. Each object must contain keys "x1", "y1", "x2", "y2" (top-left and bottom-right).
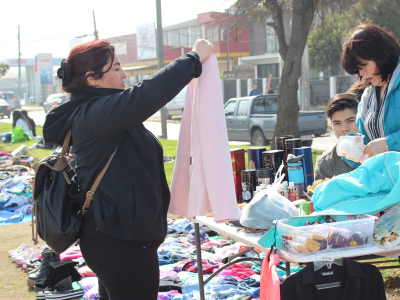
[{"x1": 0, "y1": 0, "x2": 234, "y2": 61}]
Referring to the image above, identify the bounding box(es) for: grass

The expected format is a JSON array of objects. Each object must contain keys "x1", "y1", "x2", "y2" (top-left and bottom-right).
[{"x1": 23, "y1": 104, "x2": 41, "y2": 107}]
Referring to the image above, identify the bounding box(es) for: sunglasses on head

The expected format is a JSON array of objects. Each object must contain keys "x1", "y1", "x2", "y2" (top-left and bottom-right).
[{"x1": 342, "y1": 39, "x2": 365, "y2": 51}]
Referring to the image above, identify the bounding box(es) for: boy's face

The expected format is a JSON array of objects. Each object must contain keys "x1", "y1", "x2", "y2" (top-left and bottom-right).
[{"x1": 331, "y1": 108, "x2": 359, "y2": 139}]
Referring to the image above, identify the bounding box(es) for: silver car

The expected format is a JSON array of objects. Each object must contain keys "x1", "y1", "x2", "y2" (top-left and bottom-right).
[
  {"x1": 43, "y1": 93, "x2": 70, "y2": 113},
  {"x1": 165, "y1": 86, "x2": 187, "y2": 119}
]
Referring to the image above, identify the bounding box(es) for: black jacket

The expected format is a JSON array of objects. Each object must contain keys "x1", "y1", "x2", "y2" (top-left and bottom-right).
[
  {"x1": 280, "y1": 258, "x2": 386, "y2": 300},
  {"x1": 43, "y1": 52, "x2": 202, "y2": 242}
]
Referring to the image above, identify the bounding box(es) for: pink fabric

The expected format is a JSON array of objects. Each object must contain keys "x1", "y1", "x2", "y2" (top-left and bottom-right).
[
  {"x1": 78, "y1": 265, "x2": 96, "y2": 277},
  {"x1": 230, "y1": 264, "x2": 255, "y2": 279},
  {"x1": 260, "y1": 250, "x2": 281, "y2": 300},
  {"x1": 169, "y1": 53, "x2": 237, "y2": 223}
]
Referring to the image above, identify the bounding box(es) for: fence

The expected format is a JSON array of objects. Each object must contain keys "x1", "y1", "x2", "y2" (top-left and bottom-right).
[{"x1": 221, "y1": 75, "x2": 357, "y2": 111}]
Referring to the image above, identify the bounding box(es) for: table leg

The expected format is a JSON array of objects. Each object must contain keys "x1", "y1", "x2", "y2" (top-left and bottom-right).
[{"x1": 195, "y1": 222, "x2": 205, "y2": 300}]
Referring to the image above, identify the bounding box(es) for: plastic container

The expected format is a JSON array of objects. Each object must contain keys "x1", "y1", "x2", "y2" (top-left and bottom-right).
[{"x1": 277, "y1": 214, "x2": 376, "y2": 255}]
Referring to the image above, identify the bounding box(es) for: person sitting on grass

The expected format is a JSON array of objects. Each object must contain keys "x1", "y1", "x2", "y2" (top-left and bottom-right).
[
  {"x1": 315, "y1": 93, "x2": 360, "y2": 180},
  {"x1": 12, "y1": 110, "x2": 33, "y2": 138}
]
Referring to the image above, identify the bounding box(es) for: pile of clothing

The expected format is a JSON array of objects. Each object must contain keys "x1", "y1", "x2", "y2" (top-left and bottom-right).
[{"x1": 0, "y1": 153, "x2": 35, "y2": 224}]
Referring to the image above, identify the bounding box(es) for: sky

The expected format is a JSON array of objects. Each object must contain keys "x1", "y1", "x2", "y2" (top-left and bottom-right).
[{"x1": 0, "y1": 0, "x2": 235, "y2": 62}]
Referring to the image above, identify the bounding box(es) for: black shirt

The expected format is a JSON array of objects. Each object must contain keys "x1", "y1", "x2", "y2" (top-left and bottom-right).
[{"x1": 281, "y1": 258, "x2": 386, "y2": 300}]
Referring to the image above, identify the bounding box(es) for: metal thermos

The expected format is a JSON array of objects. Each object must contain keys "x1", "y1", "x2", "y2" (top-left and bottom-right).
[
  {"x1": 256, "y1": 168, "x2": 274, "y2": 186},
  {"x1": 285, "y1": 138, "x2": 302, "y2": 159},
  {"x1": 241, "y1": 170, "x2": 257, "y2": 202},
  {"x1": 262, "y1": 150, "x2": 284, "y2": 175},
  {"x1": 247, "y1": 147, "x2": 266, "y2": 170}
]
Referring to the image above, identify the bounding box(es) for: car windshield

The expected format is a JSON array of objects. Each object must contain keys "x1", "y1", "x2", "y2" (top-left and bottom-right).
[
  {"x1": 0, "y1": 93, "x2": 14, "y2": 100},
  {"x1": 47, "y1": 94, "x2": 64, "y2": 102},
  {"x1": 0, "y1": 99, "x2": 9, "y2": 105}
]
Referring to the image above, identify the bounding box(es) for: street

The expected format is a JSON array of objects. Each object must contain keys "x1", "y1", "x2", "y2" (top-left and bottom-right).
[{"x1": 3, "y1": 107, "x2": 336, "y2": 151}]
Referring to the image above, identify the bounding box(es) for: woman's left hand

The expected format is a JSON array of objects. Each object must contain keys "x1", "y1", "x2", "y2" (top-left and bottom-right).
[{"x1": 364, "y1": 137, "x2": 388, "y2": 157}]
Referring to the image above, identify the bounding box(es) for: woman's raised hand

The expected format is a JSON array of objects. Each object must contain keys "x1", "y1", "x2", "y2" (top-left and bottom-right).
[{"x1": 192, "y1": 39, "x2": 214, "y2": 63}]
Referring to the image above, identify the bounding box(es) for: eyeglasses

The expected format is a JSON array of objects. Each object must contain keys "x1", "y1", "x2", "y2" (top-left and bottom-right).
[{"x1": 342, "y1": 39, "x2": 365, "y2": 51}]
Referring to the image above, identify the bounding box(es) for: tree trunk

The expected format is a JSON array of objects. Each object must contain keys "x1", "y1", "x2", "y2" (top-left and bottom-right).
[{"x1": 271, "y1": 0, "x2": 318, "y2": 149}]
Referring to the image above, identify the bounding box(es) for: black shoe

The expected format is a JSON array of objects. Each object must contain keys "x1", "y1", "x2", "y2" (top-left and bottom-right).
[
  {"x1": 34, "y1": 260, "x2": 82, "y2": 293},
  {"x1": 28, "y1": 249, "x2": 61, "y2": 287}
]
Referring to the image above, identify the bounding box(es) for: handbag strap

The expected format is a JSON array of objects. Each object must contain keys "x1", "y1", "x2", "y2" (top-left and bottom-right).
[
  {"x1": 61, "y1": 129, "x2": 119, "y2": 215},
  {"x1": 81, "y1": 146, "x2": 118, "y2": 216}
]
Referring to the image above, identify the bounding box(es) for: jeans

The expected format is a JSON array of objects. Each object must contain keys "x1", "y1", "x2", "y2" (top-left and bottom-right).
[{"x1": 79, "y1": 212, "x2": 162, "y2": 300}]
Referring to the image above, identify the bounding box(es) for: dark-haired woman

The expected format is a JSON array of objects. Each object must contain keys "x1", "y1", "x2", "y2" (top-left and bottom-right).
[
  {"x1": 12, "y1": 110, "x2": 33, "y2": 138},
  {"x1": 21, "y1": 110, "x2": 36, "y2": 137},
  {"x1": 43, "y1": 39, "x2": 213, "y2": 299},
  {"x1": 341, "y1": 23, "x2": 400, "y2": 157}
]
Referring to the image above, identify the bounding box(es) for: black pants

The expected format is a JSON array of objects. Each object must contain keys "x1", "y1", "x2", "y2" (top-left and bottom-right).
[{"x1": 79, "y1": 212, "x2": 162, "y2": 300}]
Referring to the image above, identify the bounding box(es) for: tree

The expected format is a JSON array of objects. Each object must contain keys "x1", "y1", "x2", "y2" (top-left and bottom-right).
[
  {"x1": 309, "y1": 13, "x2": 357, "y2": 75},
  {"x1": 226, "y1": 0, "x2": 353, "y2": 145},
  {"x1": 351, "y1": 0, "x2": 400, "y2": 40},
  {"x1": 0, "y1": 63, "x2": 9, "y2": 78},
  {"x1": 308, "y1": 0, "x2": 400, "y2": 75}
]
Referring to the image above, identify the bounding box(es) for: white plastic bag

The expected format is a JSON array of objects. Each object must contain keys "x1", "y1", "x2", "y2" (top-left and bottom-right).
[{"x1": 240, "y1": 187, "x2": 299, "y2": 230}]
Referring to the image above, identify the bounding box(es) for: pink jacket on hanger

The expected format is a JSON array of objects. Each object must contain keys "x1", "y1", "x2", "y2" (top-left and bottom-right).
[
  {"x1": 260, "y1": 249, "x2": 281, "y2": 300},
  {"x1": 169, "y1": 53, "x2": 237, "y2": 223}
]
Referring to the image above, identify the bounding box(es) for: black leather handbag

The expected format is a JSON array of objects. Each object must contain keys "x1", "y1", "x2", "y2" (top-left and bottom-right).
[{"x1": 32, "y1": 130, "x2": 117, "y2": 254}]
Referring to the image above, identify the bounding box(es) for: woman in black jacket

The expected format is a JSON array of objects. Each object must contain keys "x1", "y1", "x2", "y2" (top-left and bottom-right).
[{"x1": 43, "y1": 39, "x2": 213, "y2": 299}]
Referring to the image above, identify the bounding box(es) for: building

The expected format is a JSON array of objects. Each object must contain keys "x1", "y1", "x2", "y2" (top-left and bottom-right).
[{"x1": 106, "y1": 12, "x2": 250, "y2": 86}]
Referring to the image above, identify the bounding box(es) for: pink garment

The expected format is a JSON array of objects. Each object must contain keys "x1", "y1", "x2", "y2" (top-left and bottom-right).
[
  {"x1": 60, "y1": 247, "x2": 82, "y2": 261},
  {"x1": 260, "y1": 250, "x2": 280, "y2": 300},
  {"x1": 169, "y1": 53, "x2": 237, "y2": 223},
  {"x1": 230, "y1": 264, "x2": 255, "y2": 279},
  {"x1": 78, "y1": 265, "x2": 96, "y2": 277}
]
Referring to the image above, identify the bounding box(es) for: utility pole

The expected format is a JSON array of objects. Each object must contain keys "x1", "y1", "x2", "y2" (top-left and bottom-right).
[
  {"x1": 156, "y1": 0, "x2": 168, "y2": 139},
  {"x1": 226, "y1": 34, "x2": 230, "y2": 73},
  {"x1": 93, "y1": 11, "x2": 99, "y2": 40},
  {"x1": 17, "y1": 25, "x2": 21, "y2": 108}
]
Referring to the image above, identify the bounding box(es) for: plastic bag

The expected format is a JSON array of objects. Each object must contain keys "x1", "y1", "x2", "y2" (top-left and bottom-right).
[
  {"x1": 240, "y1": 187, "x2": 299, "y2": 230},
  {"x1": 11, "y1": 125, "x2": 31, "y2": 143}
]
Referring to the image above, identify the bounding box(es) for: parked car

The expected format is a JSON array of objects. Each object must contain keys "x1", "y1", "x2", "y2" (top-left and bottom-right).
[
  {"x1": 43, "y1": 93, "x2": 70, "y2": 113},
  {"x1": 165, "y1": 86, "x2": 187, "y2": 119},
  {"x1": 224, "y1": 95, "x2": 328, "y2": 146},
  {"x1": 0, "y1": 99, "x2": 12, "y2": 118},
  {"x1": 0, "y1": 91, "x2": 17, "y2": 111}
]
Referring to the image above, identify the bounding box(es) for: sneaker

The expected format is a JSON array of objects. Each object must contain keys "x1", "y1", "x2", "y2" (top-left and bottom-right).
[
  {"x1": 45, "y1": 287, "x2": 84, "y2": 299},
  {"x1": 8, "y1": 243, "x2": 28, "y2": 256},
  {"x1": 36, "y1": 286, "x2": 56, "y2": 300}
]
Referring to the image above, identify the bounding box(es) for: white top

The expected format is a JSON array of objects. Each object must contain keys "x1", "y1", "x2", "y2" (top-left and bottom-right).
[{"x1": 16, "y1": 119, "x2": 33, "y2": 138}]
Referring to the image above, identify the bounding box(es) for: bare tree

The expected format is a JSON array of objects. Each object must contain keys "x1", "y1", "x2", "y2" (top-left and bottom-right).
[{"x1": 223, "y1": 0, "x2": 353, "y2": 148}]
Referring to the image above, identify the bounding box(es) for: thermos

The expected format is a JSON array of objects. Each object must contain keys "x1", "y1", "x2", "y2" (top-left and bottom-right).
[
  {"x1": 275, "y1": 135, "x2": 293, "y2": 163},
  {"x1": 294, "y1": 146, "x2": 314, "y2": 191},
  {"x1": 241, "y1": 170, "x2": 257, "y2": 202},
  {"x1": 285, "y1": 138, "x2": 302, "y2": 158},
  {"x1": 262, "y1": 150, "x2": 284, "y2": 176},
  {"x1": 256, "y1": 168, "x2": 274, "y2": 186},
  {"x1": 247, "y1": 147, "x2": 266, "y2": 170}
]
